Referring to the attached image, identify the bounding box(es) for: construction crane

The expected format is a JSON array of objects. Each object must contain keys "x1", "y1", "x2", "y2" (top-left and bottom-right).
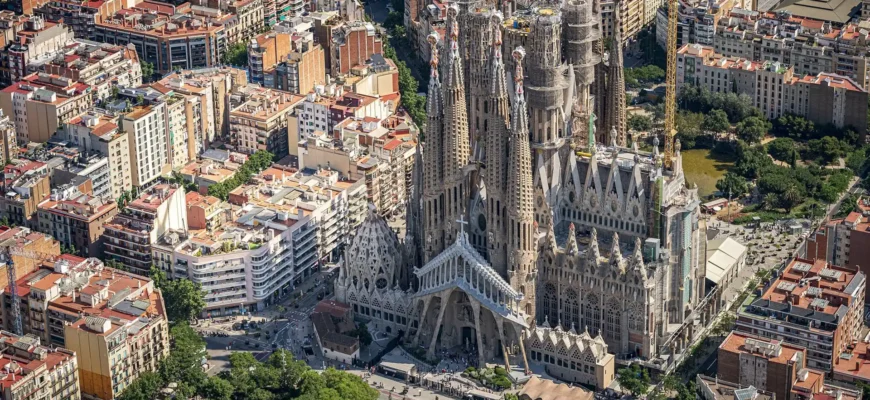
[
  {"x1": 1, "y1": 247, "x2": 58, "y2": 336},
  {"x1": 663, "y1": 0, "x2": 679, "y2": 169}
]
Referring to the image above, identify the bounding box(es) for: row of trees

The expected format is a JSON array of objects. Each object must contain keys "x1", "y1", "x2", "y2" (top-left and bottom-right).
[
  {"x1": 677, "y1": 85, "x2": 761, "y2": 123},
  {"x1": 208, "y1": 150, "x2": 275, "y2": 200}
]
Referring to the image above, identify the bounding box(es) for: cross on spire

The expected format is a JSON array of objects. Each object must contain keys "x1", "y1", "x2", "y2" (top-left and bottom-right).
[{"x1": 456, "y1": 215, "x2": 468, "y2": 235}]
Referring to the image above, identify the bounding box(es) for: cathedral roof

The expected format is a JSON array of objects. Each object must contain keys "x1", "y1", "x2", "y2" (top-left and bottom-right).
[{"x1": 526, "y1": 324, "x2": 610, "y2": 361}]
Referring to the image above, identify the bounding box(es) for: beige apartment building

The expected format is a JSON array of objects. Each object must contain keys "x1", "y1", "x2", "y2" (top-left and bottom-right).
[
  {"x1": 1, "y1": 16, "x2": 75, "y2": 86},
  {"x1": 265, "y1": 38, "x2": 326, "y2": 95},
  {"x1": 0, "y1": 226, "x2": 61, "y2": 293},
  {"x1": 36, "y1": 40, "x2": 142, "y2": 102},
  {"x1": 0, "y1": 72, "x2": 93, "y2": 144},
  {"x1": 230, "y1": 87, "x2": 304, "y2": 157},
  {"x1": 157, "y1": 67, "x2": 247, "y2": 147},
  {"x1": 677, "y1": 44, "x2": 869, "y2": 135},
  {"x1": 714, "y1": 10, "x2": 870, "y2": 89},
  {"x1": 0, "y1": 255, "x2": 169, "y2": 400},
  {"x1": 36, "y1": 190, "x2": 118, "y2": 258},
  {"x1": 190, "y1": 0, "x2": 265, "y2": 48},
  {"x1": 121, "y1": 103, "x2": 169, "y2": 189},
  {"x1": 0, "y1": 332, "x2": 80, "y2": 400},
  {"x1": 0, "y1": 110, "x2": 17, "y2": 164},
  {"x1": 0, "y1": 161, "x2": 53, "y2": 229},
  {"x1": 248, "y1": 31, "x2": 292, "y2": 85},
  {"x1": 62, "y1": 111, "x2": 133, "y2": 201}
]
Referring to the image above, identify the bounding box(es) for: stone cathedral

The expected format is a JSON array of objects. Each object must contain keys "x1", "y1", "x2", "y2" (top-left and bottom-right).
[{"x1": 336, "y1": 0, "x2": 706, "y2": 378}]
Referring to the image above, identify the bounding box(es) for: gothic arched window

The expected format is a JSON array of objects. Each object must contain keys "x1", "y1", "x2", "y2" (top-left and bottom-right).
[
  {"x1": 565, "y1": 289, "x2": 579, "y2": 330},
  {"x1": 583, "y1": 293, "x2": 600, "y2": 335},
  {"x1": 542, "y1": 283, "x2": 558, "y2": 324},
  {"x1": 605, "y1": 298, "x2": 621, "y2": 343}
]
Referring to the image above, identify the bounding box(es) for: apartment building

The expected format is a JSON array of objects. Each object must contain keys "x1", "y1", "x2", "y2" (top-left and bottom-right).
[
  {"x1": 718, "y1": 331, "x2": 805, "y2": 400},
  {"x1": 188, "y1": 0, "x2": 265, "y2": 47},
  {"x1": 152, "y1": 166, "x2": 365, "y2": 315},
  {"x1": 0, "y1": 110, "x2": 17, "y2": 164},
  {"x1": 264, "y1": 38, "x2": 327, "y2": 95},
  {"x1": 718, "y1": 331, "x2": 862, "y2": 400},
  {"x1": 0, "y1": 72, "x2": 94, "y2": 144},
  {"x1": 186, "y1": 191, "x2": 226, "y2": 231},
  {"x1": 0, "y1": 256, "x2": 169, "y2": 400},
  {"x1": 0, "y1": 226, "x2": 61, "y2": 292},
  {"x1": 36, "y1": 189, "x2": 118, "y2": 258},
  {"x1": 248, "y1": 31, "x2": 292, "y2": 85},
  {"x1": 677, "y1": 44, "x2": 869, "y2": 134},
  {"x1": 120, "y1": 102, "x2": 169, "y2": 189},
  {"x1": 736, "y1": 257, "x2": 866, "y2": 372},
  {"x1": 0, "y1": 17, "x2": 74, "y2": 87},
  {"x1": 263, "y1": 0, "x2": 304, "y2": 27},
  {"x1": 157, "y1": 67, "x2": 247, "y2": 146},
  {"x1": 0, "y1": 332, "x2": 80, "y2": 400},
  {"x1": 104, "y1": 185, "x2": 187, "y2": 276},
  {"x1": 93, "y1": 3, "x2": 225, "y2": 75},
  {"x1": 300, "y1": 114, "x2": 417, "y2": 216},
  {"x1": 655, "y1": 0, "x2": 747, "y2": 48},
  {"x1": 41, "y1": 144, "x2": 112, "y2": 199},
  {"x1": 295, "y1": 87, "x2": 391, "y2": 143},
  {"x1": 0, "y1": 162, "x2": 52, "y2": 229},
  {"x1": 34, "y1": 40, "x2": 141, "y2": 103},
  {"x1": 337, "y1": 54, "x2": 399, "y2": 98},
  {"x1": 61, "y1": 111, "x2": 133, "y2": 201},
  {"x1": 330, "y1": 21, "x2": 383, "y2": 76},
  {"x1": 229, "y1": 87, "x2": 304, "y2": 157},
  {"x1": 712, "y1": 9, "x2": 870, "y2": 89},
  {"x1": 34, "y1": 0, "x2": 127, "y2": 39},
  {"x1": 179, "y1": 157, "x2": 242, "y2": 193},
  {"x1": 806, "y1": 204, "x2": 870, "y2": 296}
]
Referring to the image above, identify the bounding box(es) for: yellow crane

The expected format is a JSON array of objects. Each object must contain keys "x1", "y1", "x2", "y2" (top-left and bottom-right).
[
  {"x1": 664, "y1": 0, "x2": 679, "y2": 169},
  {"x1": 1, "y1": 247, "x2": 59, "y2": 336}
]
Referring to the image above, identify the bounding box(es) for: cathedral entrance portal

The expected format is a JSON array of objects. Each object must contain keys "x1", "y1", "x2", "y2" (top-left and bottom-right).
[{"x1": 462, "y1": 326, "x2": 477, "y2": 351}]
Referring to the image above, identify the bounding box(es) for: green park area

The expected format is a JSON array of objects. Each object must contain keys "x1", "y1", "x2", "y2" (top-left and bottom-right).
[{"x1": 630, "y1": 84, "x2": 870, "y2": 223}]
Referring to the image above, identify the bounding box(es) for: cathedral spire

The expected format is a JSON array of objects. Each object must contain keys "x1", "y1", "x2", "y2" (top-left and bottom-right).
[
  {"x1": 565, "y1": 222, "x2": 579, "y2": 255},
  {"x1": 604, "y1": 0, "x2": 626, "y2": 147},
  {"x1": 506, "y1": 46, "x2": 538, "y2": 320},
  {"x1": 610, "y1": 232, "x2": 624, "y2": 274},
  {"x1": 587, "y1": 227, "x2": 600, "y2": 263},
  {"x1": 484, "y1": 11, "x2": 512, "y2": 276},
  {"x1": 441, "y1": 4, "x2": 471, "y2": 246},
  {"x1": 422, "y1": 33, "x2": 446, "y2": 263}
]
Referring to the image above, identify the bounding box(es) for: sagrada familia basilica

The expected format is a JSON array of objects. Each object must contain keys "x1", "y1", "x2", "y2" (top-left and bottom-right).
[{"x1": 336, "y1": 0, "x2": 724, "y2": 380}]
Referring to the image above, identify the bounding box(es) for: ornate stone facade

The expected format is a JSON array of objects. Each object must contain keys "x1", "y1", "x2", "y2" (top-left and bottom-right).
[{"x1": 338, "y1": 1, "x2": 709, "y2": 375}]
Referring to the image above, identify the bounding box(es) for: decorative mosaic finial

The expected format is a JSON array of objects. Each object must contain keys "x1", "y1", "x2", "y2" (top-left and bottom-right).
[
  {"x1": 512, "y1": 46, "x2": 525, "y2": 96},
  {"x1": 428, "y1": 33, "x2": 440, "y2": 79}
]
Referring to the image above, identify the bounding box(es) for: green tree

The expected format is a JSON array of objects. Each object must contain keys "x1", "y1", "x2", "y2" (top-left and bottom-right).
[
  {"x1": 628, "y1": 114, "x2": 653, "y2": 132},
  {"x1": 676, "y1": 111, "x2": 704, "y2": 148},
  {"x1": 201, "y1": 377, "x2": 234, "y2": 400},
  {"x1": 141, "y1": 62, "x2": 155, "y2": 83},
  {"x1": 703, "y1": 109, "x2": 730, "y2": 133},
  {"x1": 617, "y1": 364, "x2": 650, "y2": 397},
  {"x1": 349, "y1": 322, "x2": 373, "y2": 346},
  {"x1": 117, "y1": 372, "x2": 162, "y2": 400},
  {"x1": 735, "y1": 116, "x2": 770, "y2": 144},
  {"x1": 767, "y1": 137, "x2": 798, "y2": 165},
  {"x1": 159, "y1": 323, "x2": 207, "y2": 391},
  {"x1": 779, "y1": 187, "x2": 804, "y2": 213},
  {"x1": 806, "y1": 136, "x2": 846, "y2": 165},
  {"x1": 151, "y1": 266, "x2": 205, "y2": 322},
  {"x1": 222, "y1": 42, "x2": 248, "y2": 66},
  {"x1": 716, "y1": 171, "x2": 748, "y2": 197},
  {"x1": 772, "y1": 114, "x2": 816, "y2": 140}
]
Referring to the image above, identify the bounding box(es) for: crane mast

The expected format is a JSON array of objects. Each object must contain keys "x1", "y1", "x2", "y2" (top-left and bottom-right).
[{"x1": 664, "y1": 0, "x2": 679, "y2": 169}]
